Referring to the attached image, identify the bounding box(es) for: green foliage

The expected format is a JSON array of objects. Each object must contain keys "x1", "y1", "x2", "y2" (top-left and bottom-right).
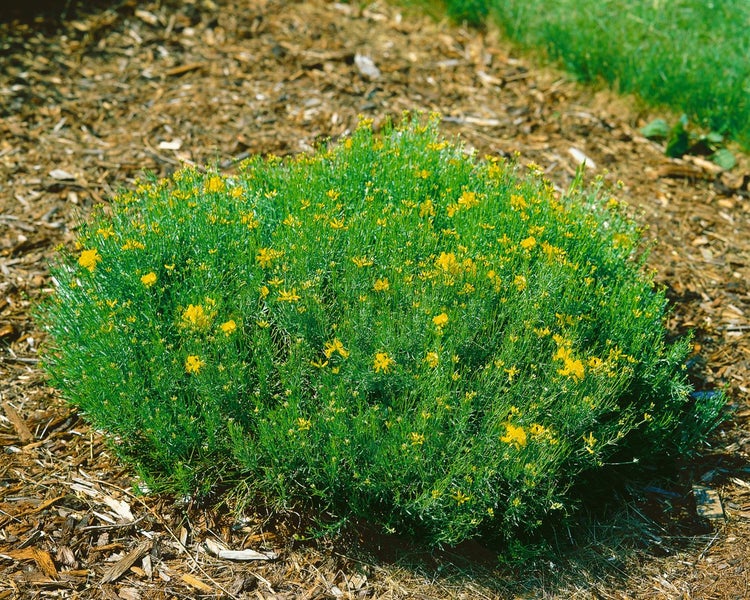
[
  {"x1": 444, "y1": 0, "x2": 488, "y2": 27},
  {"x1": 37, "y1": 116, "x2": 724, "y2": 547},
  {"x1": 436, "y1": 0, "x2": 750, "y2": 152},
  {"x1": 641, "y1": 115, "x2": 737, "y2": 168}
]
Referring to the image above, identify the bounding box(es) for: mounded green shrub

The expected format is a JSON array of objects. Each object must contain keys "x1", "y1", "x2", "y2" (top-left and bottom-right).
[{"x1": 38, "y1": 115, "x2": 723, "y2": 546}]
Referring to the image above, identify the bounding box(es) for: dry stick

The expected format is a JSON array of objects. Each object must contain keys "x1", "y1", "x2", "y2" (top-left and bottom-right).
[{"x1": 74, "y1": 474, "x2": 239, "y2": 600}]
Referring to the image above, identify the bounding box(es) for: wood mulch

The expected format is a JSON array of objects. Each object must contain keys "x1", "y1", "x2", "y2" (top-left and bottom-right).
[{"x1": 1, "y1": 0, "x2": 749, "y2": 597}]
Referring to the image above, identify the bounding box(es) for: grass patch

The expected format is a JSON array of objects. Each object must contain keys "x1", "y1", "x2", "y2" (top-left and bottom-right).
[
  {"x1": 36, "y1": 115, "x2": 724, "y2": 550},
  {"x1": 434, "y1": 0, "x2": 750, "y2": 151}
]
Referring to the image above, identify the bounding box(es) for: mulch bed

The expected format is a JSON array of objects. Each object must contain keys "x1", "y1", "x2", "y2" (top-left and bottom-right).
[{"x1": 1, "y1": 0, "x2": 749, "y2": 597}]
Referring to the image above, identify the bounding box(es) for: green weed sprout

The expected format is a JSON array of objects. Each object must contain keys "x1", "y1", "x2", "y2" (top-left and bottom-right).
[{"x1": 37, "y1": 115, "x2": 724, "y2": 547}]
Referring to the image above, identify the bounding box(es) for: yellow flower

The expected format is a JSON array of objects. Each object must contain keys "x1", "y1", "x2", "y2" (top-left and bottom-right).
[
  {"x1": 424, "y1": 351, "x2": 439, "y2": 368},
  {"x1": 277, "y1": 288, "x2": 301, "y2": 302},
  {"x1": 432, "y1": 312, "x2": 449, "y2": 328},
  {"x1": 241, "y1": 212, "x2": 260, "y2": 229},
  {"x1": 351, "y1": 256, "x2": 373, "y2": 268},
  {"x1": 458, "y1": 190, "x2": 479, "y2": 209},
  {"x1": 283, "y1": 214, "x2": 301, "y2": 228},
  {"x1": 520, "y1": 236, "x2": 536, "y2": 250},
  {"x1": 408, "y1": 432, "x2": 425, "y2": 446},
  {"x1": 78, "y1": 248, "x2": 101, "y2": 272},
  {"x1": 557, "y1": 356, "x2": 585, "y2": 381},
  {"x1": 296, "y1": 417, "x2": 312, "y2": 431},
  {"x1": 324, "y1": 338, "x2": 349, "y2": 359},
  {"x1": 121, "y1": 239, "x2": 145, "y2": 251},
  {"x1": 220, "y1": 320, "x2": 237, "y2": 336},
  {"x1": 501, "y1": 423, "x2": 527, "y2": 448},
  {"x1": 373, "y1": 278, "x2": 390, "y2": 292},
  {"x1": 435, "y1": 251, "x2": 459, "y2": 274},
  {"x1": 373, "y1": 351, "x2": 395, "y2": 374},
  {"x1": 185, "y1": 355, "x2": 205, "y2": 374},
  {"x1": 205, "y1": 175, "x2": 226, "y2": 193},
  {"x1": 583, "y1": 432, "x2": 597, "y2": 453},
  {"x1": 141, "y1": 272, "x2": 157, "y2": 287},
  {"x1": 181, "y1": 304, "x2": 211, "y2": 330},
  {"x1": 513, "y1": 275, "x2": 527, "y2": 292},
  {"x1": 452, "y1": 490, "x2": 471, "y2": 505},
  {"x1": 256, "y1": 247, "x2": 283, "y2": 268},
  {"x1": 505, "y1": 365, "x2": 519, "y2": 382},
  {"x1": 419, "y1": 199, "x2": 435, "y2": 218}
]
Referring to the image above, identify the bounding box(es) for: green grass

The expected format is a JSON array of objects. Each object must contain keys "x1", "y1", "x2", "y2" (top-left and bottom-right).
[
  {"x1": 36, "y1": 115, "x2": 724, "y2": 550},
  {"x1": 436, "y1": 0, "x2": 750, "y2": 151}
]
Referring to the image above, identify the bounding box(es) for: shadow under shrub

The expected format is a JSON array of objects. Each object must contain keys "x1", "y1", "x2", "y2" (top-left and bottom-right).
[{"x1": 37, "y1": 115, "x2": 724, "y2": 548}]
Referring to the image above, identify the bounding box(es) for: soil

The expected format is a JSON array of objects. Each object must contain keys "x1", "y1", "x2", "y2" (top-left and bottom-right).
[{"x1": 1, "y1": 0, "x2": 749, "y2": 598}]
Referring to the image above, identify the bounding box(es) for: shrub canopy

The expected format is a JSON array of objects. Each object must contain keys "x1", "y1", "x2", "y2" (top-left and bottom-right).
[{"x1": 38, "y1": 116, "x2": 724, "y2": 546}]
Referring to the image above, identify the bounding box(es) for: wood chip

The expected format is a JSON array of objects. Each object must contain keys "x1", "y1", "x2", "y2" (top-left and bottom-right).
[
  {"x1": 693, "y1": 485, "x2": 725, "y2": 521},
  {"x1": 2, "y1": 401, "x2": 34, "y2": 443},
  {"x1": 181, "y1": 573, "x2": 214, "y2": 592},
  {"x1": 100, "y1": 540, "x2": 153, "y2": 584},
  {"x1": 2, "y1": 547, "x2": 59, "y2": 577},
  {"x1": 164, "y1": 63, "x2": 204, "y2": 77}
]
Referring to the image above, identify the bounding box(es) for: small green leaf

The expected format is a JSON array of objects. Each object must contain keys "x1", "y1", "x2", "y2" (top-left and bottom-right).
[
  {"x1": 706, "y1": 131, "x2": 724, "y2": 145},
  {"x1": 711, "y1": 148, "x2": 736, "y2": 170},
  {"x1": 640, "y1": 118, "x2": 670, "y2": 139}
]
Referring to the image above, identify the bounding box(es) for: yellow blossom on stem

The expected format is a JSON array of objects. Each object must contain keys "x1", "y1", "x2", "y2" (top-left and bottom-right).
[
  {"x1": 520, "y1": 236, "x2": 536, "y2": 250},
  {"x1": 352, "y1": 256, "x2": 373, "y2": 268},
  {"x1": 419, "y1": 199, "x2": 435, "y2": 218},
  {"x1": 452, "y1": 490, "x2": 471, "y2": 505},
  {"x1": 373, "y1": 278, "x2": 390, "y2": 292},
  {"x1": 256, "y1": 247, "x2": 283, "y2": 268},
  {"x1": 432, "y1": 312, "x2": 449, "y2": 328},
  {"x1": 583, "y1": 432, "x2": 597, "y2": 453},
  {"x1": 324, "y1": 338, "x2": 349, "y2": 359},
  {"x1": 78, "y1": 249, "x2": 101, "y2": 272},
  {"x1": 435, "y1": 251, "x2": 459, "y2": 274},
  {"x1": 205, "y1": 175, "x2": 226, "y2": 194},
  {"x1": 501, "y1": 423, "x2": 527, "y2": 448},
  {"x1": 121, "y1": 239, "x2": 145, "y2": 251},
  {"x1": 220, "y1": 320, "x2": 237, "y2": 336},
  {"x1": 277, "y1": 289, "x2": 301, "y2": 302},
  {"x1": 424, "y1": 351, "x2": 439, "y2": 368},
  {"x1": 513, "y1": 274, "x2": 527, "y2": 292},
  {"x1": 181, "y1": 304, "x2": 211, "y2": 330},
  {"x1": 409, "y1": 432, "x2": 425, "y2": 446},
  {"x1": 297, "y1": 417, "x2": 312, "y2": 431},
  {"x1": 373, "y1": 351, "x2": 395, "y2": 373},
  {"x1": 458, "y1": 190, "x2": 479, "y2": 209},
  {"x1": 141, "y1": 272, "x2": 157, "y2": 287},
  {"x1": 185, "y1": 355, "x2": 205, "y2": 374}
]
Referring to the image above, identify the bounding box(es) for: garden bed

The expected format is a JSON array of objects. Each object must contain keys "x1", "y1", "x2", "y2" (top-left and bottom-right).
[{"x1": 1, "y1": 0, "x2": 749, "y2": 597}]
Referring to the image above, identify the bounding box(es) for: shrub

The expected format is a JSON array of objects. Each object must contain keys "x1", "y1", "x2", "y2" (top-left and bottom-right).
[{"x1": 37, "y1": 115, "x2": 724, "y2": 547}]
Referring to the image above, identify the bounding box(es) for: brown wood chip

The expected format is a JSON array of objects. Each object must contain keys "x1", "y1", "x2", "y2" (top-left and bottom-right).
[
  {"x1": 100, "y1": 540, "x2": 153, "y2": 584},
  {"x1": 2, "y1": 547, "x2": 59, "y2": 577},
  {"x1": 2, "y1": 402, "x2": 34, "y2": 443}
]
